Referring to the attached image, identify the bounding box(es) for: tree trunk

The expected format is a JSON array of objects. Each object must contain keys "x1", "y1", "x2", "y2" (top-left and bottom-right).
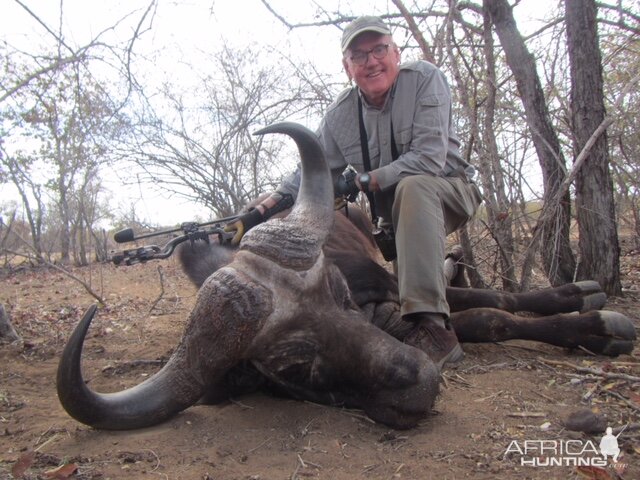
[
  {"x1": 565, "y1": 0, "x2": 622, "y2": 295},
  {"x1": 7, "y1": 166, "x2": 44, "y2": 261},
  {"x1": 443, "y1": 6, "x2": 489, "y2": 289},
  {"x1": 458, "y1": 226, "x2": 486, "y2": 289},
  {"x1": 76, "y1": 208, "x2": 88, "y2": 267},
  {"x1": 92, "y1": 228, "x2": 109, "y2": 262},
  {"x1": 481, "y1": 7, "x2": 517, "y2": 291},
  {"x1": 484, "y1": 0, "x2": 576, "y2": 286},
  {"x1": 59, "y1": 185, "x2": 71, "y2": 264},
  {"x1": 0, "y1": 304, "x2": 21, "y2": 343}
]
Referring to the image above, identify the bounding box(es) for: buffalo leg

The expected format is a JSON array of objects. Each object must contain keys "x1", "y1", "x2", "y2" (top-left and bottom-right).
[
  {"x1": 451, "y1": 308, "x2": 636, "y2": 356},
  {"x1": 447, "y1": 280, "x2": 607, "y2": 315}
]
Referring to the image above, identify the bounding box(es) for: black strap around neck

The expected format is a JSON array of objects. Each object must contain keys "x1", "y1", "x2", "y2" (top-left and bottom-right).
[
  {"x1": 357, "y1": 96, "x2": 378, "y2": 225},
  {"x1": 391, "y1": 121, "x2": 399, "y2": 161},
  {"x1": 357, "y1": 96, "x2": 400, "y2": 225}
]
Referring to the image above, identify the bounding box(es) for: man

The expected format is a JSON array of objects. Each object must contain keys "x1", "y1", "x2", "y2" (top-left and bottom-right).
[{"x1": 226, "y1": 16, "x2": 481, "y2": 370}]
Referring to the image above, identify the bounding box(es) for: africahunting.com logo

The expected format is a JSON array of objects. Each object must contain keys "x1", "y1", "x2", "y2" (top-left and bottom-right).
[{"x1": 504, "y1": 425, "x2": 628, "y2": 468}]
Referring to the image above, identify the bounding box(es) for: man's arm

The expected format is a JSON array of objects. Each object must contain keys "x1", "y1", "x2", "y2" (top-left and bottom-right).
[{"x1": 224, "y1": 190, "x2": 294, "y2": 245}]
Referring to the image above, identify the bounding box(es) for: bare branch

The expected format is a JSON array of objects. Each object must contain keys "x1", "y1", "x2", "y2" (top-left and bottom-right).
[
  {"x1": 552, "y1": 69, "x2": 640, "y2": 207},
  {"x1": 1, "y1": 55, "x2": 81, "y2": 103},
  {"x1": 8, "y1": 228, "x2": 106, "y2": 305},
  {"x1": 13, "y1": 0, "x2": 74, "y2": 54},
  {"x1": 259, "y1": 0, "x2": 294, "y2": 29},
  {"x1": 391, "y1": 0, "x2": 435, "y2": 63}
]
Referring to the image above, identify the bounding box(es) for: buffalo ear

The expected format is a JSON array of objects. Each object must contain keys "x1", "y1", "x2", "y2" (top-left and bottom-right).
[
  {"x1": 326, "y1": 263, "x2": 358, "y2": 311},
  {"x1": 177, "y1": 241, "x2": 235, "y2": 288}
]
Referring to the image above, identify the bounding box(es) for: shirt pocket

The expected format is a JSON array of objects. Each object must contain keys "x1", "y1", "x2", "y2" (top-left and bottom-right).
[
  {"x1": 419, "y1": 93, "x2": 447, "y2": 129},
  {"x1": 422, "y1": 93, "x2": 446, "y2": 107},
  {"x1": 342, "y1": 140, "x2": 383, "y2": 170},
  {"x1": 395, "y1": 127, "x2": 412, "y2": 155}
]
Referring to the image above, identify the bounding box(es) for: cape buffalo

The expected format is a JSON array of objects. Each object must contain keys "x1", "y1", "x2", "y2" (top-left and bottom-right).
[{"x1": 57, "y1": 122, "x2": 636, "y2": 431}]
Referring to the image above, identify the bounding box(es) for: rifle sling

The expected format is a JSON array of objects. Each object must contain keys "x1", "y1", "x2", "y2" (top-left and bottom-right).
[{"x1": 357, "y1": 95, "x2": 399, "y2": 225}]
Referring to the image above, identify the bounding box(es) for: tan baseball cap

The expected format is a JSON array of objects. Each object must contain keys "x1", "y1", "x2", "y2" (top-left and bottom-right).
[{"x1": 341, "y1": 16, "x2": 391, "y2": 52}]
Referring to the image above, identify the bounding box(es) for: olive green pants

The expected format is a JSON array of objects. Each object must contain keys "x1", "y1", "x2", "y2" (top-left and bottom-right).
[{"x1": 390, "y1": 175, "x2": 482, "y2": 317}]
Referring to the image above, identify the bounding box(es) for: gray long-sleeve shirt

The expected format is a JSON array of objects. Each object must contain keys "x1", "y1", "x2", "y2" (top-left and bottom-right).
[{"x1": 278, "y1": 60, "x2": 474, "y2": 222}]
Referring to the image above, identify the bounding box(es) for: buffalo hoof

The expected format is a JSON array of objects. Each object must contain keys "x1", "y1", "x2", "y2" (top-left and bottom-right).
[
  {"x1": 447, "y1": 244, "x2": 464, "y2": 262},
  {"x1": 578, "y1": 310, "x2": 636, "y2": 356},
  {"x1": 573, "y1": 281, "x2": 607, "y2": 312},
  {"x1": 542, "y1": 280, "x2": 607, "y2": 314},
  {"x1": 445, "y1": 245, "x2": 467, "y2": 288}
]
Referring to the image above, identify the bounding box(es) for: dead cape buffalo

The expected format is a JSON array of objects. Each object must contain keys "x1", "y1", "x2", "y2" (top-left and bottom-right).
[{"x1": 57, "y1": 122, "x2": 636, "y2": 431}]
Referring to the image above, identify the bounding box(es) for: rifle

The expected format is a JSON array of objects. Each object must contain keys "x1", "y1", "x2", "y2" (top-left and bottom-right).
[{"x1": 110, "y1": 215, "x2": 238, "y2": 266}]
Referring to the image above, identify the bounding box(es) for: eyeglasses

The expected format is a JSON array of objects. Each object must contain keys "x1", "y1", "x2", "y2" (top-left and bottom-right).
[{"x1": 349, "y1": 44, "x2": 390, "y2": 66}]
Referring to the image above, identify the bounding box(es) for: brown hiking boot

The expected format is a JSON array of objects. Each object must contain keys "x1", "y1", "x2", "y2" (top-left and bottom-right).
[{"x1": 403, "y1": 313, "x2": 464, "y2": 371}]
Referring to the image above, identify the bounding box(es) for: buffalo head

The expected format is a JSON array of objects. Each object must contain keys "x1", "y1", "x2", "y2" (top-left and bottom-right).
[{"x1": 57, "y1": 122, "x2": 440, "y2": 431}]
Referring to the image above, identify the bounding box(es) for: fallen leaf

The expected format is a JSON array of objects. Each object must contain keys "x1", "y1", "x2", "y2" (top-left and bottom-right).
[
  {"x1": 11, "y1": 450, "x2": 35, "y2": 478},
  {"x1": 44, "y1": 463, "x2": 78, "y2": 479}
]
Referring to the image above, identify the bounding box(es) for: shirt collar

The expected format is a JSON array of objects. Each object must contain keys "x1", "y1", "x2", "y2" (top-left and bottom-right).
[{"x1": 356, "y1": 78, "x2": 398, "y2": 112}]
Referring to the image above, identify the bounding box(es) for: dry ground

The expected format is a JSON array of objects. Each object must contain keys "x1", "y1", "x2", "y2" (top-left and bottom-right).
[{"x1": 0, "y1": 254, "x2": 638, "y2": 480}]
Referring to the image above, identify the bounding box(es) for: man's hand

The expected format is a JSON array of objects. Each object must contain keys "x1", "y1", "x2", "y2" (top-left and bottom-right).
[
  {"x1": 335, "y1": 165, "x2": 359, "y2": 202},
  {"x1": 224, "y1": 208, "x2": 264, "y2": 245},
  {"x1": 335, "y1": 166, "x2": 379, "y2": 205},
  {"x1": 224, "y1": 192, "x2": 294, "y2": 245}
]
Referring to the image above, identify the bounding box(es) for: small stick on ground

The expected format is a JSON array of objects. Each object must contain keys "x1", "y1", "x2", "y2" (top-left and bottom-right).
[
  {"x1": 148, "y1": 266, "x2": 166, "y2": 314},
  {"x1": 602, "y1": 390, "x2": 640, "y2": 414},
  {"x1": 613, "y1": 422, "x2": 640, "y2": 435},
  {"x1": 538, "y1": 357, "x2": 640, "y2": 383},
  {"x1": 34, "y1": 257, "x2": 106, "y2": 304}
]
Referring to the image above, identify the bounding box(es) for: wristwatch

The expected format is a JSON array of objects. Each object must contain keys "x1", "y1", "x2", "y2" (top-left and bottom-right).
[{"x1": 358, "y1": 172, "x2": 371, "y2": 192}]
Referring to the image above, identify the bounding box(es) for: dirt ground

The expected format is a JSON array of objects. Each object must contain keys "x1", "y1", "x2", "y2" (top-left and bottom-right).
[{"x1": 0, "y1": 254, "x2": 639, "y2": 480}]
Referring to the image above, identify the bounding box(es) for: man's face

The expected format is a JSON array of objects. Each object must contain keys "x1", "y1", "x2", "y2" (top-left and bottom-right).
[{"x1": 343, "y1": 32, "x2": 401, "y2": 107}]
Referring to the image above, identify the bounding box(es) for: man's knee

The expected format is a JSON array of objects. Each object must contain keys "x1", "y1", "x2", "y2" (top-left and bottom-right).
[{"x1": 394, "y1": 176, "x2": 444, "y2": 212}]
